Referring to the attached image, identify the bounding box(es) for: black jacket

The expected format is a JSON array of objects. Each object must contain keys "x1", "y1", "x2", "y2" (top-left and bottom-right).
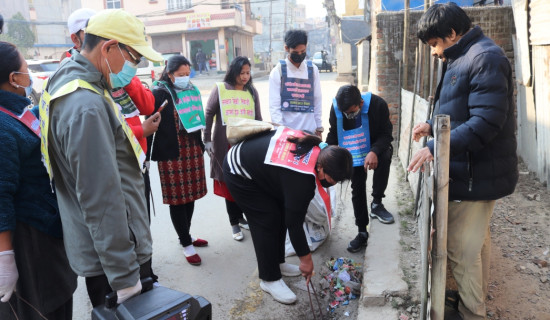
[
  {"x1": 326, "y1": 93, "x2": 393, "y2": 157},
  {"x1": 427, "y1": 26, "x2": 518, "y2": 200},
  {"x1": 147, "y1": 84, "x2": 204, "y2": 161}
]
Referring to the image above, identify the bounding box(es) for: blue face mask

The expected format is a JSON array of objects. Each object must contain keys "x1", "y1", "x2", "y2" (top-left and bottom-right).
[
  {"x1": 105, "y1": 46, "x2": 137, "y2": 89},
  {"x1": 173, "y1": 76, "x2": 190, "y2": 89},
  {"x1": 12, "y1": 71, "x2": 33, "y2": 97}
]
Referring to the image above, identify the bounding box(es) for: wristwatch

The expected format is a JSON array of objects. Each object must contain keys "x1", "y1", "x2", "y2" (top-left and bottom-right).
[{"x1": 315, "y1": 127, "x2": 324, "y2": 133}]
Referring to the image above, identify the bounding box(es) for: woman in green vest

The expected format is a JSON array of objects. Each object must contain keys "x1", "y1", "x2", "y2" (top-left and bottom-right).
[
  {"x1": 203, "y1": 56, "x2": 262, "y2": 241},
  {"x1": 148, "y1": 55, "x2": 208, "y2": 266}
]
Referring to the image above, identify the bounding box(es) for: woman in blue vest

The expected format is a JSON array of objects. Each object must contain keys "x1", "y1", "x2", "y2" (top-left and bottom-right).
[
  {"x1": 0, "y1": 41, "x2": 76, "y2": 319},
  {"x1": 203, "y1": 56, "x2": 262, "y2": 241},
  {"x1": 223, "y1": 130, "x2": 353, "y2": 304},
  {"x1": 148, "y1": 55, "x2": 208, "y2": 266}
]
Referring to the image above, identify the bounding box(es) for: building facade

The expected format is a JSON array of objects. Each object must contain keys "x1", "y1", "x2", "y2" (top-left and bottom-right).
[
  {"x1": 0, "y1": 0, "x2": 79, "y2": 59},
  {"x1": 250, "y1": 0, "x2": 296, "y2": 64},
  {"x1": 81, "y1": 0, "x2": 262, "y2": 72}
]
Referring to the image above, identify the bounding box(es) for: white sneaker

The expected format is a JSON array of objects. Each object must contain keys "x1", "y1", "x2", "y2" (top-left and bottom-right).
[
  {"x1": 232, "y1": 231, "x2": 244, "y2": 241},
  {"x1": 238, "y1": 218, "x2": 250, "y2": 230},
  {"x1": 260, "y1": 279, "x2": 297, "y2": 304},
  {"x1": 280, "y1": 263, "x2": 301, "y2": 277}
]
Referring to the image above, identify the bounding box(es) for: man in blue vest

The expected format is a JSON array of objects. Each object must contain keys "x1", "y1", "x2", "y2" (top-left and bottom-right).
[
  {"x1": 269, "y1": 29, "x2": 323, "y2": 136},
  {"x1": 326, "y1": 85, "x2": 394, "y2": 253}
]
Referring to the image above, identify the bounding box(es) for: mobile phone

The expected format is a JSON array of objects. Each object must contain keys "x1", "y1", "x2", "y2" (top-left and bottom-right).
[{"x1": 157, "y1": 100, "x2": 168, "y2": 113}]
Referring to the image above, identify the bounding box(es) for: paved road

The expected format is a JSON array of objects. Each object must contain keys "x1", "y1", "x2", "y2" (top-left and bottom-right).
[{"x1": 73, "y1": 71, "x2": 363, "y2": 319}]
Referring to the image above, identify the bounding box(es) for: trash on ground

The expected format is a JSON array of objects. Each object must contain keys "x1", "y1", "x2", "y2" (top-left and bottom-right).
[{"x1": 320, "y1": 257, "x2": 363, "y2": 313}]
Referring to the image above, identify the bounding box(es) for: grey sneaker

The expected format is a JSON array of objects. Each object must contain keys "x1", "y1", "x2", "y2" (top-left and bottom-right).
[
  {"x1": 370, "y1": 203, "x2": 395, "y2": 224},
  {"x1": 347, "y1": 232, "x2": 368, "y2": 253}
]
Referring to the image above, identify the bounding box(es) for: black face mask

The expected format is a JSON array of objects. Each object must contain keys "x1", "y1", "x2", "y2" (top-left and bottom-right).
[
  {"x1": 320, "y1": 179, "x2": 334, "y2": 188},
  {"x1": 290, "y1": 52, "x2": 307, "y2": 64}
]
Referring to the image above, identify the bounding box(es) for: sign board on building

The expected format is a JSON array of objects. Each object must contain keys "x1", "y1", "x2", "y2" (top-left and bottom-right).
[{"x1": 186, "y1": 13, "x2": 211, "y2": 30}]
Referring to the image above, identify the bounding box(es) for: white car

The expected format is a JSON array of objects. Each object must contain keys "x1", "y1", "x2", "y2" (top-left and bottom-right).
[
  {"x1": 27, "y1": 59, "x2": 60, "y2": 105},
  {"x1": 311, "y1": 51, "x2": 334, "y2": 73},
  {"x1": 136, "y1": 58, "x2": 164, "y2": 89}
]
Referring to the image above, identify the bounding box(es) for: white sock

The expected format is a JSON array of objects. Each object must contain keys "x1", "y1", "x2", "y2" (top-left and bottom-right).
[
  {"x1": 183, "y1": 245, "x2": 197, "y2": 257},
  {"x1": 191, "y1": 236, "x2": 197, "y2": 242}
]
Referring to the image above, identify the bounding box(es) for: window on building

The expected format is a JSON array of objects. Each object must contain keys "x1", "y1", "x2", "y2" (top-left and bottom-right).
[
  {"x1": 221, "y1": 0, "x2": 233, "y2": 9},
  {"x1": 106, "y1": 0, "x2": 121, "y2": 9},
  {"x1": 168, "y1": 0, "x2": 191, "y2": 11}
]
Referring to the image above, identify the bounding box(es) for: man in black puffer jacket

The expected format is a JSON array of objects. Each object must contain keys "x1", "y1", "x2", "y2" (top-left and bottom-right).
[{"x1": 408, "y1": 3, "x2": 518, "y2": 320}]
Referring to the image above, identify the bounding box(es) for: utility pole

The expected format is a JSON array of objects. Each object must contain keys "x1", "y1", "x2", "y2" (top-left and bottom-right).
[
  {"x1": 269, "y1": 0, "x2": 273, "y2": 66},
  {"x1": 403, "y1": 0, "x2": 410, "y2": 90},
  {"x1": 284, "y1": 0, "x2": 287, "y2": 34}
]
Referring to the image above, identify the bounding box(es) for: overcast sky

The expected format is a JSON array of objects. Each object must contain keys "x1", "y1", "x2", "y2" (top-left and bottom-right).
[{"x1": 295, "y1": 0, "x2": 345, "y2": 19}]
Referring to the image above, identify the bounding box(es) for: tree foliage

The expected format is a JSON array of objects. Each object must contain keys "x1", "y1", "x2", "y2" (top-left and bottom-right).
[{"x1": 5, "y1": 12, "x2": 34, "y2": 50}]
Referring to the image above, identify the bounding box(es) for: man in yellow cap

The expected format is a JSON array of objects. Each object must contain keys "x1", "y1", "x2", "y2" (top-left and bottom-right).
[{"x1": 39, "y1": 9, "x2": 163, "y2": 307}]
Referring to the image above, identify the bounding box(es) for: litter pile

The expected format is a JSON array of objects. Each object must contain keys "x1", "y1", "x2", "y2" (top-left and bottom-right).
[{"x1": 319, "y1": 257, "x2": 363, "y2": 314}]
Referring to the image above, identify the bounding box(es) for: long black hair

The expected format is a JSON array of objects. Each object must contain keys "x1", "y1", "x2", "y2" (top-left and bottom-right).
[
  {"x1": 223, "y1": 56, "x2": 254, "y2": 96},
  {"x1": 287, "y1": 134, "x2": 353, "y2": 183},
  {"x1": 159, "y1": 55, "x2": 191, "y2": 88},
  {"x1": 0, "y1": 41, "x2": 22, "y2": 85}
]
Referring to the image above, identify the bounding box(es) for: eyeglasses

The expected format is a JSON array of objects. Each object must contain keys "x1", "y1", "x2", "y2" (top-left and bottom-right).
[{"x1": 120, "y1": 45, "x2": 141, "y2": 65}]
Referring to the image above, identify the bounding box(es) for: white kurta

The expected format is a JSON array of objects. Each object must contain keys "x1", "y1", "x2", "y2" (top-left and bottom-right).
[{"x1": 268, "y1": 57, "x2": 322, "y2": 133}]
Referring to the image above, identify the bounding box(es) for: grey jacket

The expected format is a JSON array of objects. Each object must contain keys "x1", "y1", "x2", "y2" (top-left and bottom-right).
[{"x1": 45, "y1": 53, "x2": 152, "y2": 290}]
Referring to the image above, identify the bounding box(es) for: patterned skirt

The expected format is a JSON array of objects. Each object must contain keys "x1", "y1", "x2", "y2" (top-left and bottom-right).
[{"x1": 157, "y1": 133, "x2": 207, "y2": 205}]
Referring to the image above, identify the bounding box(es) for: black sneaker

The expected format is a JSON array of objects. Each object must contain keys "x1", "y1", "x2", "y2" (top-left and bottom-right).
[
  {"x1": 347, "y1": 233, "x2": 368, "y2": 253},
  {"x1": 370, "y1": 203, "x2": 395, "y2": 224}
]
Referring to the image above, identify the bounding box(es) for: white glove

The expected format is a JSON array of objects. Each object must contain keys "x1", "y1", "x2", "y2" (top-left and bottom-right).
[
  {"x1": 116, "y1": 278, "x2": 142, "y2": 304},
  {"x1": 0, "y1": 250, "x2": 18, "y2": 303},
  {"x1": 204, "y1": 142, "x2": 213, "y2": 155}
]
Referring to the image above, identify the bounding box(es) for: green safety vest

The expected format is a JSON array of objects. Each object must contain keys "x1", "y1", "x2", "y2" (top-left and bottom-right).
[
  {"x1": 39, "y1": 79, "x2": 146, "y2": 181},
  {"x1": 156, "y1": 81, "x2": 206, "y2": 133},
  {"x1": 216, "y1": 82, "x2": 255, "y2": 125}
]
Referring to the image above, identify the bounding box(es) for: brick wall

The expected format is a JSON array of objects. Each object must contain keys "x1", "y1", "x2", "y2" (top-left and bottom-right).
[{"x1": 369, "y1": 6, "x2": 516, "y2": 139}]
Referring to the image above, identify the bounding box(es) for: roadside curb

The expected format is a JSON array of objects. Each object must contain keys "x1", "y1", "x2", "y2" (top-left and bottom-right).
[{"x1": 357, "y1": 161, "x2": 409, "y2": 318}]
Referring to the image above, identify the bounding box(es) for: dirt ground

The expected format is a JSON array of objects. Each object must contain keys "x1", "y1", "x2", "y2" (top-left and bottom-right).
[{"x1": 393, "y1": 161, "x2": 550, "y2": 319}]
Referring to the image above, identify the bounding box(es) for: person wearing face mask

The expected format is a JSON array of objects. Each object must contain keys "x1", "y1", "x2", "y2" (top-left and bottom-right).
[
  {"x1": 203, "y1": 56, "x2": 262, "y2": 242},
  {"x1": 60, "y1": 8, "x2": 96, "y2": 61},
  {"x1": 0, "y1": 41, "x2": 77, "y2": 319},
  {"x1": 39, "y1": 9, "x2": 163, "y2": 307},
  {"x1": 63, "y1": 8, "x2": 161, "y2": 225},
  {"x1": 148, "y1": 55, "x2": 208, "y2": 266},
  {"x1": 326, "y1": 85, "x2": 395, "y2": 254},
  {"x1": 269, "y1": 29, "x2": 323, "y2": 138},
  {"x1": 223, "y1": 128, "x2": 352, "y2": 304}
]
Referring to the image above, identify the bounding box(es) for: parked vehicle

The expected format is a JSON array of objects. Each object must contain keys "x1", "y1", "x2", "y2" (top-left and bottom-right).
[
  {"x1": 136, "y1": 58, "x2": 164, "y2": 89},
  {"x1": 27, "y1": 59, "x2": 60, "y2": 105},
  {"x1": 311, "y1": 51, "x2": 334, "y2": 72}
]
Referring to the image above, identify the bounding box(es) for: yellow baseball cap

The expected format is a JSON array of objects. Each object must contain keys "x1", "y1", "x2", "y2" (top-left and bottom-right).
[{"x1": 85, "y1": 9, "x2": 163, "y2": 62}]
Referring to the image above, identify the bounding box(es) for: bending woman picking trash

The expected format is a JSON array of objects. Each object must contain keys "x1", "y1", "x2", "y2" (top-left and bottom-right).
[{"x1": 223, "y1": 127, "x2": 353, "y2": 304}]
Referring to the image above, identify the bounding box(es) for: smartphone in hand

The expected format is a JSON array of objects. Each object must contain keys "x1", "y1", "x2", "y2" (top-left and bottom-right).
[{"x1": 157, "y1": 99, "x2": 168, "y2": 113}]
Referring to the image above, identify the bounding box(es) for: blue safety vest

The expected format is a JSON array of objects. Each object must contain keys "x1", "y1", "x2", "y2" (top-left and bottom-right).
[{"x1": 334, "y1": 92, "x2": 372, "y2": 167}]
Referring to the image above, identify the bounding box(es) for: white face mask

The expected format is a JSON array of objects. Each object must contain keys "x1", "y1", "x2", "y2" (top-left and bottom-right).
[
  {"x1": 173, "y1": 76, "x2": 190, "y2": 88},
  {"x1": 12, "y1": 71, "x2": 33, "y2": 97}
]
